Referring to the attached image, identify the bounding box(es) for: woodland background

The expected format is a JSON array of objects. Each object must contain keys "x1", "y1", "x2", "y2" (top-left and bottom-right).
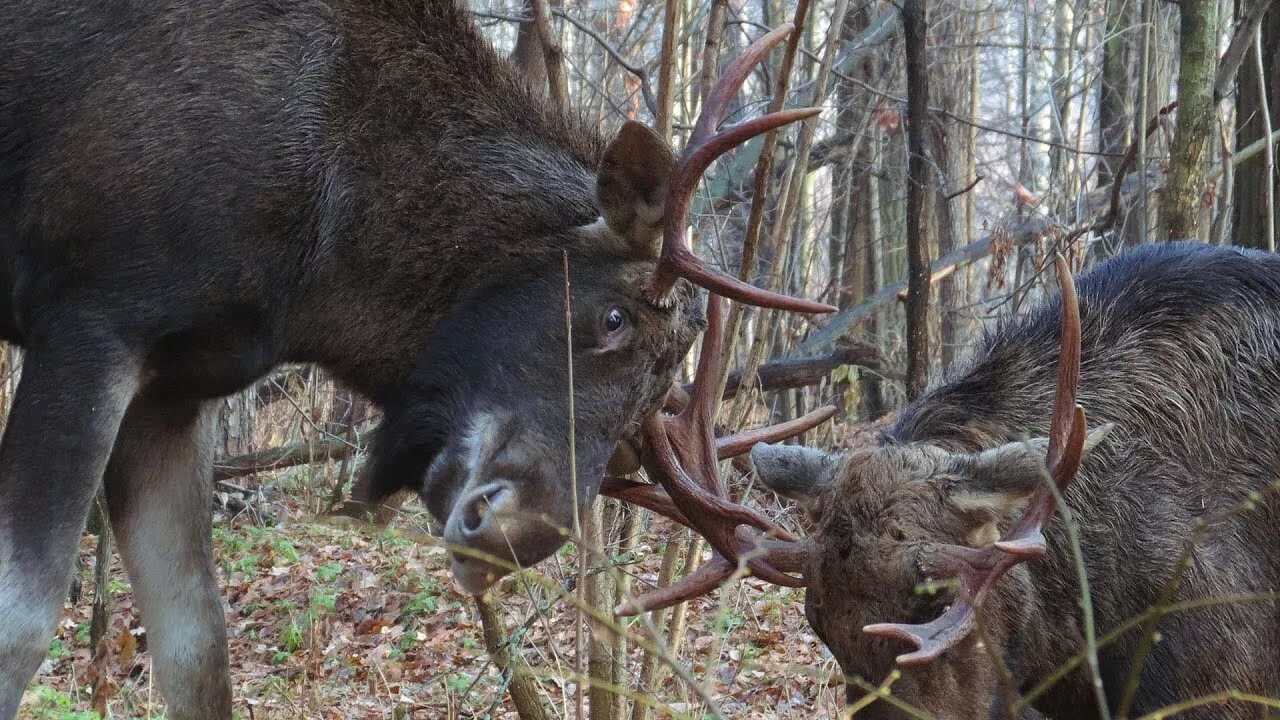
[{"x1": 17, "y1": 0, "x2": 1280, "y2": 717}]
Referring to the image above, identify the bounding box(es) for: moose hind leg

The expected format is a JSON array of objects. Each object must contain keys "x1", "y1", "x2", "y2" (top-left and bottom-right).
[
  {"x1": 103, "y1": 400, "x2": 231, "y2": 720},
  {"x1": 0, "y1": 332, "x2": 139, "y2": 720}
]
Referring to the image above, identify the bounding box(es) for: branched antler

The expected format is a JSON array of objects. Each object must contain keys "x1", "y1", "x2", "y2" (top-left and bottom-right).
[
  {"x1": 601, "y1": 23, "x2": 841, "y2": 616},
  {"x1": 862, "y1": 254, "x2": 1087, "y2": 665},
  {"x1": 643, "y1": 25, "x2": 835, "y2": 315},
  {"x1": 605, "y1": 296, "x2": 835, "y2": 615}
]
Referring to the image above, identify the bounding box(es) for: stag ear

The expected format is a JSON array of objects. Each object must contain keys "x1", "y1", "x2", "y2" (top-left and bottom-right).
[
  {"x1": 597, "y1": 121, "x2": 676, "y2": 256},
  {"x1": 751, "y1": 443, "x2": 841, "y2": 515},
  {"x1": 952, "y1": 424, "x2": 1113, "y2": 541}
]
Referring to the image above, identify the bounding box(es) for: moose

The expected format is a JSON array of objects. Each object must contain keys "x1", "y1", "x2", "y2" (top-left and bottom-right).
[
  {"x1": 745, "y1": 243, "x2": 1280, "y2": 718},
  {"x1": 0, "y1": 1, "x2": 832, "y2": 717}
]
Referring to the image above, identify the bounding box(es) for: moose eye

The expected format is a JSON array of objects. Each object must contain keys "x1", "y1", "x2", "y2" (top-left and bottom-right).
[{"x1": 604, "y1": 308, "x2": 628, "y2": 333}]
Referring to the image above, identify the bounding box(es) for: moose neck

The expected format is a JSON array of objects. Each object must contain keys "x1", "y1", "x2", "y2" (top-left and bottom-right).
[
  {"x1": 285, "y1": 0, "x2": 605, "y2": 399},
  {"x1": 890, "y1": 342, "x2": 1062, "y2": 452}
]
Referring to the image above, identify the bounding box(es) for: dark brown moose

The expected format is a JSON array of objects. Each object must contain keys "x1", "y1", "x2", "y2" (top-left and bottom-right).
[
  {"x1": 748, "y1": 244, "x2": 1280, "y2": 718},
  {"x1": 0, "y1": 2, "x2": 830, "y2": 717}
]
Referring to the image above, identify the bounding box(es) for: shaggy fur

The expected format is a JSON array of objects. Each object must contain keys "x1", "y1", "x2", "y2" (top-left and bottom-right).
[{"x1": 757, "y1": 242, "x2": 1280, "y2": 719}]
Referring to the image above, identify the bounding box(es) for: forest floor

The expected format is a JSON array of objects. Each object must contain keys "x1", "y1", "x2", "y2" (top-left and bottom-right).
[{"x1": 18, "y1": 487, "x2": 842, "y2": 720}]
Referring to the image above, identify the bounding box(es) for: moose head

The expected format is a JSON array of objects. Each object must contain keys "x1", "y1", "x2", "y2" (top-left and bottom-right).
[
  {"x1": 359, "y1": 26, "x2": 833, "y2": 596},
  {"x1": 743, "y1": 256, "x2": 1114, "y2": 716}
]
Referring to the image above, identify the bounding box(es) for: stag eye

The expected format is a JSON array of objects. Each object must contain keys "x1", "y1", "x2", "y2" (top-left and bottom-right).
[{"x1": 604, "y1": 308, "x2": 628, "y2": 333}]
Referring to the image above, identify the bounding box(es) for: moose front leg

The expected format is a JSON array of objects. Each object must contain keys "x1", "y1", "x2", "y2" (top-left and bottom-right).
[
  {"x1": 0, "y1": 331, "x2": 139, "y2": 720},
  {"x1": 103, "y1": 399, "x2": 231, "y2": 720}
]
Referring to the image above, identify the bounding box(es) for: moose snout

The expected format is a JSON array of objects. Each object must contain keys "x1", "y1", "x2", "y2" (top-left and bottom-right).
[
  {"x1": 443, "y1": 477, "x2": 571, "y2": 595},
  {"x1": 453, "y1": 481, "x2": 513, "y2": 538},
  {"x1": 425, "y1": 412, "x2": 589, "y2": 595},
  {"x1": 444, "y1": 480, "x2": 525, "y2": 595}
]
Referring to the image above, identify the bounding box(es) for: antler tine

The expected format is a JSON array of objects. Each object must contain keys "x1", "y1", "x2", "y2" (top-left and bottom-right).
[
  {"x1": 1001, "y1": 254, "x2": 1084, "y2": 538},
  {"x1": 645, "y1": 24, "x2": 836, "y2": 314},
  {"x1": 617, "y1": 532, "x2": 808, "y2": 616},
  {"x1": 717, "y1": 405, "x2": 836, "y2": 459},
  {"x1": 692, "y1": 24, "x2": 795, "y2": 140},
  {"x1": 616, "y1": 554, "x2": 737, "y2": 615},
  {"x1": 600, "y1": 476, "x2": 692, "y2": 527},
  {"x1": 1046, "y1": 253, "x2": 1082, "y2": 473},
  {"x1": 686, "y1": 294, "x2": 729, "y2": 440},
  {"x1": 864, "y1": 253, "x2": 1090, "y2": 665},
  {"x1": 642, "y1": 412, "x2": 789, "y2": 541}
]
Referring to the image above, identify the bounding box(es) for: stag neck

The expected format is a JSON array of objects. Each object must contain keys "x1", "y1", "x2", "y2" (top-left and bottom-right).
[{"x1": 281, "y1": 0, "x2": 614, "y2": 399}]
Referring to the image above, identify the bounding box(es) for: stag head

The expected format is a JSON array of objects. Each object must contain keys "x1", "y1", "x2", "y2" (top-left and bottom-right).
[
  {"x1": 363, "y1": 25, "x2": 832, "y2": 596},
  {"x1": 748, "y1": 257, "x2": 1112, "y2": 716}
]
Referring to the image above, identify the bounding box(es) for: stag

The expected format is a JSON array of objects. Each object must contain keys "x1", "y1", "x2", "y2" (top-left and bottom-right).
[
  {"x1": 741, "y1": 243, "x2": 1280, "y2": 718},
  {"x1": 0, "y1": 2, "x2": 831, "y2": 717}
]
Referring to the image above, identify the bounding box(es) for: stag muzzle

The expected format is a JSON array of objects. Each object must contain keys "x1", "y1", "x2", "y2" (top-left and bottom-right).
[{"x1": 427, "y1": 412, "x2": 577, "y2": 595}]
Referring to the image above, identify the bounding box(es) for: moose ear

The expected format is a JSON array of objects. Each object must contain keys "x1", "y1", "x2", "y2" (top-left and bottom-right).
[
  {"x1": 597, "y1": 121, "x2": 676, "y2": 255},
  {"x1": 952, "y1": 424, "x2": 1114, "y2": 519},
  {"x1": 751, "y1": 443, "x2": 841, "y2": 513}
]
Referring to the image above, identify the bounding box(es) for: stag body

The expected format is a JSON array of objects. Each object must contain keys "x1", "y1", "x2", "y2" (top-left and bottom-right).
[
  {"x1": 0, "y1": 1, "x2": 717, "y2": 716},
  {"x1": 755, "y1": 243, "x2": 1280, "y2": 718}
]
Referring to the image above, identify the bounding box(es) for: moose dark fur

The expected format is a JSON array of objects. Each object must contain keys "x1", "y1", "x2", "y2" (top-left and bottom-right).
[
  {"x1": 0, "y1": 1, "x2": 721, "y2": 716},
  {"x1": 754, "y1": 242, "x2": 1280, "y2": 719}
]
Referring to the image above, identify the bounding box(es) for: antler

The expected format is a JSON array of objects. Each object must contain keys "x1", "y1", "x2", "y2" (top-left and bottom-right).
[
  {"x1": 644, "y1": 25, "x2": 835, "y2": 315},
  {"x1": 604, "y1": 295, "x2": 836, "y2": 615},
  {"x1": 863, "y1": 254, "x2": 1087, "y2": 665}
]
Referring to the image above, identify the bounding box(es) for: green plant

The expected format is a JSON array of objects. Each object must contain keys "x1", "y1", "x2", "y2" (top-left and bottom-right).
[
  {"x1": 316, "y1": 562, "x2": 344, "y2": 583},
  {"x1": 271, "y1": 538, "x2": 300, "y2": 564}
]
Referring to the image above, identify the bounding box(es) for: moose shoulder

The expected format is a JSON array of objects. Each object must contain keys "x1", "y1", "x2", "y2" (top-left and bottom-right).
[
  {"x1": 754, "y1": 242, "x2": 1280, "y2": 719},
  {"x1": 0, "y1": 1, "x2": 829, "y2": 717}
]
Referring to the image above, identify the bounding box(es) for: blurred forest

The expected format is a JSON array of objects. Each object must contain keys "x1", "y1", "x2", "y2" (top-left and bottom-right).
[{"x1": 18, "y1": 0, "x2": 1280, "y2": 717}]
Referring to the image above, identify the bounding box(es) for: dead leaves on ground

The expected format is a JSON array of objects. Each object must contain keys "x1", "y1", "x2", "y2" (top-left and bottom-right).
[{"x1": 24, "y1": 504, "x2": 837, "y2": 720}]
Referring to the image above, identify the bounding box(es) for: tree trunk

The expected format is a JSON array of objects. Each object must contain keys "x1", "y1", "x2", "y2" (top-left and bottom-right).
[
  {"x1": 510, "y1": 1, "x2": 549, "y2": 92},
  {"x1": 903, "y1": 0, "x2": 931, "y2": 400},
  {"x1": 1101, "y1": 0, "x2": 1136, "y2": 184},
  {"x1": 1161, "y1": 0, "x2": 1220, "y2": 240},
  {"x1": 1233, "y1": 4, "x2": 1280, "y2": 248}
]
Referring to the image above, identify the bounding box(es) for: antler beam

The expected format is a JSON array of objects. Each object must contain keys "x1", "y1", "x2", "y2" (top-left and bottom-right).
[{"x1": 643, "y1": 25, "x2": 835, "y2": 314}]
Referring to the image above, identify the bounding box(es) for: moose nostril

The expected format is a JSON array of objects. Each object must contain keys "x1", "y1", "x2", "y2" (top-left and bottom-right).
[{"x1": 459, "y1": 484, "x2": 511, "y2": 536}]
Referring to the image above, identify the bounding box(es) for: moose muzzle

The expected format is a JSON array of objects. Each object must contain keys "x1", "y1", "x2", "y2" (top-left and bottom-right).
[{"x1": 427, "y1": 411, "x2": 579, "y2": 595}]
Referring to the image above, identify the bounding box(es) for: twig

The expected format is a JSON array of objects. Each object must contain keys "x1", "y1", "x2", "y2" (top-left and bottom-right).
[
  {"x1": 945, "y1": 175, "x2": 984, "y2": 201},
  {"x1": 563, "y1": 251, "x2": 585, "y2": 720},
  {"x1": 552, "y1": 10, "x2": 659, "y2": 118},
  {"x1": 1255, "y1": 26, "x2": 1276, "y2": 252},
  {"x1": 1058, "y1": 102, "x2": 1178, "y2": 250},
  {"x1": 695, "y1": 344, "x2": 882, "y2": 399},
  {"x1": 213, "y1": 436, "x2": 356, "y2": 481},
  {"x1": 1039, "y1": 461, "x2": 1110, "y2": 720},
  {"x1": 844, "y1": 674, "x2": 938, "y2": 719},
  {"x1": 654, "y1": 0, "x2": 679, "y2": 138},
  {"x1": 1018, "y1": 590, "x2": 1280, "y2": 710},
  {"x1": 1134, "y1": 691, "x2": 1280, "y2": 719}
]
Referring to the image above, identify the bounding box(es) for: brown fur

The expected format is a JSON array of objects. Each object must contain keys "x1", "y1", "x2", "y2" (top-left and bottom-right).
[
  {"x1": 756, "y1": 243, "x2": 1280, "y2": 718},
  {"x1": 0, "y1": 2, "x2": 703, "y2": 716}
]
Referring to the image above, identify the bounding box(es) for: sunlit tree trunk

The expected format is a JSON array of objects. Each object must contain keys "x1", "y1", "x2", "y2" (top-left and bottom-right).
[{"x1": 1161, "y1": 0, "x2": 1219, "y2": 240}]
